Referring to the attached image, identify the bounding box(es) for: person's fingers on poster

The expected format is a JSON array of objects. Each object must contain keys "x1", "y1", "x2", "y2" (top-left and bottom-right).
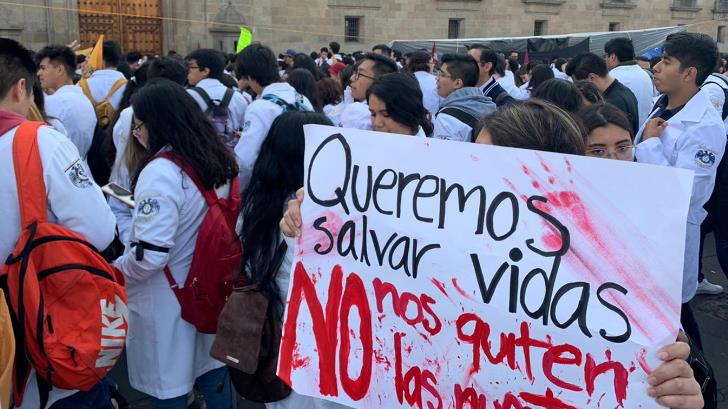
[
  {"x1": 647, "y1": 341, "x2": 703, "y2": 409},
  {"x1": 280, "y1": 187, "x2": 304, "y2": 237},
  {"x1": 642, "y1": 118, "x2": 668, "y2": 140}
]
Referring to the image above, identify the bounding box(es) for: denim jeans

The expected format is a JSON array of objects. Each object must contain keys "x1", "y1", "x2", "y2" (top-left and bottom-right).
[
  {"x1": 151, "y1": 367, "x2": 233, "y2": 409},
  {"x1": 49, "y1": 378, "x2": 114, "y2": 409}
]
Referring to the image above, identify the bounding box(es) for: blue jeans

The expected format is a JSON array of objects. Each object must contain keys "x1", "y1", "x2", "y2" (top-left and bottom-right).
[
  {"x1": 49, "y1": 378, "x2": 114, "y2": 409},
  {"x1": 151, "y1": 367, "x2": 233, "y2": 409}
]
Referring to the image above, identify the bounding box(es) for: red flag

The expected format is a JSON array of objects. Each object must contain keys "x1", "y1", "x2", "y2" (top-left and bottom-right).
[
  {"x1": 523, "y1": 51, "x2": 529, "y2": 66},
  {"x1": 432, "y1": 42, "x2": 438, "y2": 64}
]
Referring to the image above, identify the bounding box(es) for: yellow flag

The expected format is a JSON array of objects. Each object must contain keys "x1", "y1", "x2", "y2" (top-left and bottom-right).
[
  {"x1": 86, "y1": 35, "x2": 104, "y2": 75},
  {"x1": 236, "y1": 27, "x2": 252, "y2": 53}
]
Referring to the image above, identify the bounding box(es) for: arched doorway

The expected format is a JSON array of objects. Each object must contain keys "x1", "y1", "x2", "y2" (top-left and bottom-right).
[{"x1": 78, "y1": 0, "x2": 162, "y2": 55}]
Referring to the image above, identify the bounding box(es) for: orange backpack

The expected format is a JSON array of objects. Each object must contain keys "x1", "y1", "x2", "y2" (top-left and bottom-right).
[{"x1": 0, "y1": 122, "x2": 128, "y2": 407}]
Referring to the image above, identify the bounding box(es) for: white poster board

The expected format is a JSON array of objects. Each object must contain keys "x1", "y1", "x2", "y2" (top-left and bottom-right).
[{"x1": 278, "y1": 125, "x2": 693, "y2": 409}]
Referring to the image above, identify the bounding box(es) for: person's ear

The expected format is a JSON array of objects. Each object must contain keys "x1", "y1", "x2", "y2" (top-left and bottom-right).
[
  {"x1": 201, "y1": 66, "x2": 211, "y2": 77},
  {"x1": 683, "y1": 66, "x2": 698, "y2": 84},
  {"x1": 484, "y1": 62, "x2": 493, "y2": 75},
  {"x1": 454, "y1": 78, "x2": 464, "y2": 89},
  {"x1": 13, "y1": 79, "x2": 28, "y2": 103}
]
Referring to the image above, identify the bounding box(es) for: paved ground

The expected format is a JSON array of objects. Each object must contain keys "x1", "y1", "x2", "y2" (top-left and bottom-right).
[
  {"x1": 115, "y1": 235, "x2": 728, "y2": 409},
  {"x1": 692, "y1": 233, "x2": 728, "y2": 408}
]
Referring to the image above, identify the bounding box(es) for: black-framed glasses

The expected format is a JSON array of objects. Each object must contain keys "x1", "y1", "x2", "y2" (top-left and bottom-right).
[
  {"x1": 132, "y1": 122, "x2": 144, "y2": 138},
  {"x1": 187, "y1": 65, "x2": 201, "y2": 71},
  {"x1": 354, "y1": 70, "x2": 376, "y2": 81}
]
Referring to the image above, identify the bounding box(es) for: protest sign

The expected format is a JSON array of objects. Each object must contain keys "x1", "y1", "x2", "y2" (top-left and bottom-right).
[{"x1": 278, "y1": 125, "x2": 693, "y2": 409}]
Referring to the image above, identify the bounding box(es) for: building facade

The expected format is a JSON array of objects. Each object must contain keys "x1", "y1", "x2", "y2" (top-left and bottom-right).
[{"x1": 1, "y1": 0, "x2": 727, "y2": 55}]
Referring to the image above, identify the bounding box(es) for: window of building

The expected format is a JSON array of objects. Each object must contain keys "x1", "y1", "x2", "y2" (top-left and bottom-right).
[
  {"x1": 719, "y1": 0, "x2": 728, "y2": 12},
  {"x1": 600, "y1": 0, "x2": 635, "y2": 7},
  {"x1": 719, "y1": 26, "x2": 726, "y2": 43},
  {"x1": 448, "y1": 19, "x2": 463, "y2": 39},
  {"x1": 673, "y1": 0, "x2": 697, "y2": 7},
  {"x1": 345, "y1": 16, "x2": 360, "y2": 42},
  {"x1": 608, "y1": 22, "x2": 621, "y2": 31},
  {"x1": 534, "y1": 20, "x2": 547, "y2": 36}
]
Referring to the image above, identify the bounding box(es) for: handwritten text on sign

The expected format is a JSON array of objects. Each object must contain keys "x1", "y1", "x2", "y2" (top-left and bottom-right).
[{"x1": 278, "y1": 125, "x2": 693, "y2": 408}]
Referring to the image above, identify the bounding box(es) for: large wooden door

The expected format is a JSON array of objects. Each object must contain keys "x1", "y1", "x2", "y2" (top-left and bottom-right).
[{"x1": 79, "y1": 0, "x2": 162, "y2": 55}]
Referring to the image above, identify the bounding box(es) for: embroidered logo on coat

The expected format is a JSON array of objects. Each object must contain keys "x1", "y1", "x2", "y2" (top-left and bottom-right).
[
  {"x1": 695, "y1": 148, "x2": 717, "y2": 168},
  {"x1": 65, "y1": 160, "x2": 93, "y2": 188},
  {"x1": 137, "y1": 198, "x2": 160, "y2": 219}
]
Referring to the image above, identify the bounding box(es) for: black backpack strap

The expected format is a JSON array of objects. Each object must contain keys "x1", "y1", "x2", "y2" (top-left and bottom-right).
[
  {"x1": 190, "y1": 87, "x2": 214, "y2": 111},
  {"x1": 709, "y1": 74, "x2": 728, "y2": 88},
  {"x1": 438, "y1": 107, "x2": 479, "y2": 130},
  {"x1": 700, "y1": 81, "x2": 728, "y2": 120},
  {"x1": 262, "y1": 94, "x2": 298, "y2": 112},
  {"x1": 219, "y1": 88, "x2": 234, "y2": 110}
]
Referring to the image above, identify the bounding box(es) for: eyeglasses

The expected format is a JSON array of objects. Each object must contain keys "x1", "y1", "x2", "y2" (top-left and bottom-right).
[
  {"x1": 436, "y1": 71, "x2": 452, "y2": 79},
  {"x1": 187, "y1": 65, "x2": 201, "y2": 71},
  {"x1": 353, "y1": 71, "x2": 376, "y2": 81},
  {"x1": 132, "y1": 122, "x2": 144, "y2": 139},
  {"x1": 586, "y1": 145, "x2": 634, "y2": 159}
]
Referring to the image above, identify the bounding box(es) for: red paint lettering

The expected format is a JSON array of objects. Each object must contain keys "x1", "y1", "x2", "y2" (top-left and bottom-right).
[
  {"x1": 584, "y1": 353, "x2": 629, "y2": 406},
  {"x1": 542, "y1": 344, "x2": 583, "y2": 392},
  {"x1": 454, "y1": 384, "x2": 486, "y2": 409},
  {"x1": 519, "y1": 388, "x2": 578, "y2": 409},
  {"x1": 279, "y1": 262, "x2": 342, "y2": 396},
  {"x1": 339, "y1": 273, "x2": 373, "y2": 401}
]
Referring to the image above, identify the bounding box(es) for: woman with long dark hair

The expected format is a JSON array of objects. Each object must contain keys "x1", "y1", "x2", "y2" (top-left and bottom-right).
[
  {"x1": 287, "y1": 68, "x2": 321, "y2": 112},
  {"x1": 366, "y1": 72, "x2": 433, "y2": 137},
  {"x1": 240, "y1": 111, "x2": 351, "y2": 409},
  {"x1": 114, "y1": 78, "x2": 238, "y2": 409}
]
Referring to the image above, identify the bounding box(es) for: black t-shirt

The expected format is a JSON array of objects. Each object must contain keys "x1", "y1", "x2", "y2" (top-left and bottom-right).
[
  {"x1": 604, "y1": 78, "x2": 640, "y2": 134},
  {"x1": 652, "y1": 96, "x2": 685, "y2": 121}
]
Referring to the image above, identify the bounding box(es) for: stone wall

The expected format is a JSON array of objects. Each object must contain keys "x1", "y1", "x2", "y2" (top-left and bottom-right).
[
  {"x1": 0, "y1": 0, "x2": 78, "y2": 51},
  {"x1": 0, "y1": 0, "x2": 726, "y2": 55}
]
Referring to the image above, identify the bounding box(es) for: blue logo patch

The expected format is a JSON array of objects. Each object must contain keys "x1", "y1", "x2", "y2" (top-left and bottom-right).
[
  {"x1": 695, "y1": 149, "x2": 717, "y2": 168},
  {"x1": 138, "y1": 198, "x2": 160, "y2": 218}
]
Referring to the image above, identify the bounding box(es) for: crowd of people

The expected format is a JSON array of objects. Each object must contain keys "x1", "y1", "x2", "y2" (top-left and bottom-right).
[{"x1": 0, "y1": 29, "x2": 725, "y2": 409}]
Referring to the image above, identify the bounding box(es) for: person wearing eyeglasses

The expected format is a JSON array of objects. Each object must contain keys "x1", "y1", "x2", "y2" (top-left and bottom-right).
[
  {"x1": 115, "y1": 79, "x2": 239, "y2": 409},
  {"x1": 433, "y1": 53, "x2": 495, "y2": 142},
  {"x1": 576, "y1": 103, "x2": 635, "y2": 161},
  {"x1": 339, "y1": 53, "x2": 397, "y2": 130},
  {"x1": 184, "y1": 49, "x2": 248, "y2": 149}
]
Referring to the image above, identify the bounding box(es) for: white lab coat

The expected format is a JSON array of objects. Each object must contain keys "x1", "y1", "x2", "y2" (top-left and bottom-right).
[
  {"x1": 496, "y1": 75, "x2": 521, "y2": 99},
  {"x1": 610, "y1": 64, "x2": 657, "y2": 129},
  {"x1": 110, "y1": 107, "x2": 135, "y2": 244},
  {"x1": 414, "y1": 71, "x2": 442, "y2": 118},
  {"x1": 433, "y1": 112, "x2": 472, "y2": 142},
  {"x1": 83, "y1": 69, "x2": 127, "y2": 111},
  {"x1": 187, "y1": 78, "x2": 248, "y2": 134},
  {"x1": 0, "y1": 124, "x2": 115, "y2": 408},
  {"x1": 339, "y1": 102, "x2": 372, "y2": 130},
  {"x1": 701, "y1": 73, "x2": 728, "y2": 132},
  {"x1": 323, "y1": 103, "x2": 345, "y2": 127},
  {"x1": 113, "y1": 154, "x2": 227, "y2": 399},
  {"x1": 634, "y1": 89, "x2": 726, "y2": 302},
  {"x1": 234, "y1": 82, "x2": 313, "y2": 191},
  {"x1": 44, "y1": 84, "x2": 97, "y2": 158},
  {"x1": 516, "y1": 82, "x2": 530, "y2": 100}
]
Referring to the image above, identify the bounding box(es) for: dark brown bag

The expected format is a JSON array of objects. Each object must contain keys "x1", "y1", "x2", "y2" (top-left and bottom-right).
[{"x1": 210, "y1": 242, "x2": 292, "y2": 403}]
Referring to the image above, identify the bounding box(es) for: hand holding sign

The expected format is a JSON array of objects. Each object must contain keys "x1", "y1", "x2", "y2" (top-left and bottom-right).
[{"x1": 278, "y1": 125, "x2": 695, "y2": 409}]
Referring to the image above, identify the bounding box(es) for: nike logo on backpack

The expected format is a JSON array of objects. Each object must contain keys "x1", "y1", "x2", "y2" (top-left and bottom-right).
[{"x1": 96, "y1": 296, "x2": 129, "y2": 368}]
